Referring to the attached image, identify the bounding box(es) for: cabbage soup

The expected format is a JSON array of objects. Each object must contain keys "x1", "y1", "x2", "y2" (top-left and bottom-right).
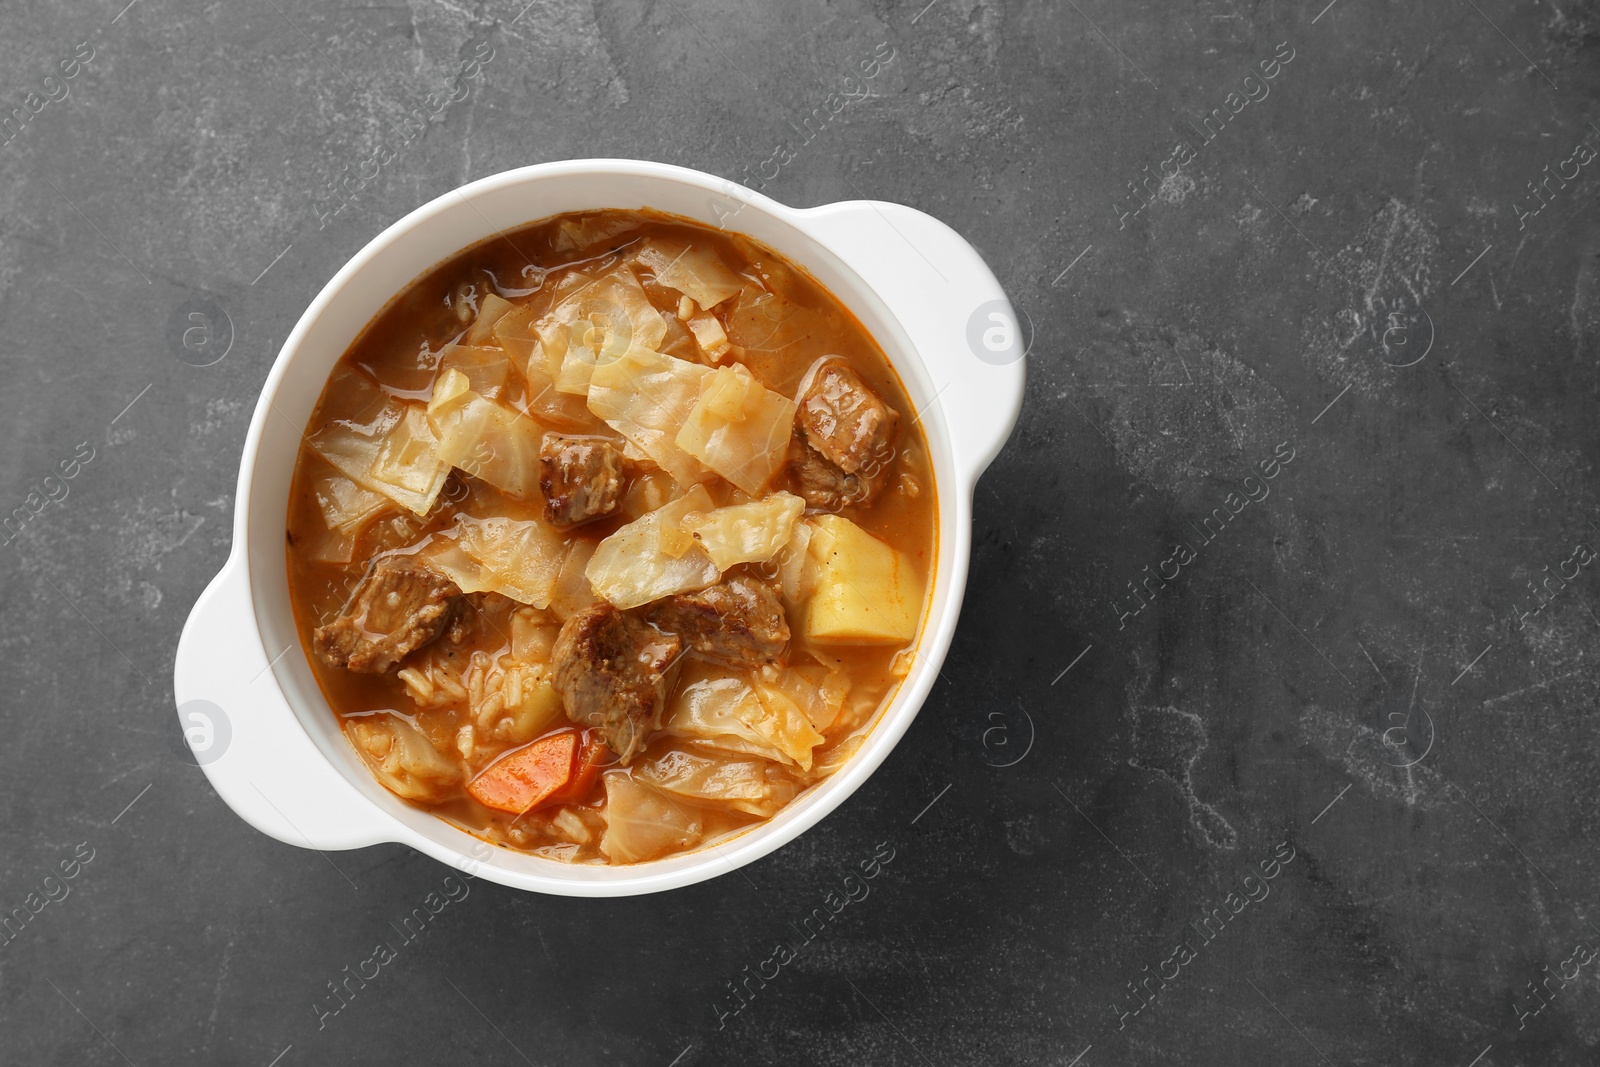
[{"x1": 285, "y1": 209, "x2": 935, "y2": 865}]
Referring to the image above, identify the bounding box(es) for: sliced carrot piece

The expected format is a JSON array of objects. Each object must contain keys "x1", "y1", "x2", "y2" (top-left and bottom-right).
[
  {"x1": 468, "y1": 731, "x2": 578, "y2": 815},
  {"x1": 549, "y1": 731, "x2": 608, "y2": 807}
]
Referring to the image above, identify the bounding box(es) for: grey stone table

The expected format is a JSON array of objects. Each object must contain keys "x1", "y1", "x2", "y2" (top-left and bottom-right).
[{"x1": 2, "y1": 0, "x2": 1597, "y2": 1063}]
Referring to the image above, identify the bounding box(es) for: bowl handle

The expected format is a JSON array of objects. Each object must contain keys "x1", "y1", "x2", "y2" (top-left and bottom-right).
[
  {"x1": 173, "y1": 553, "x2": 392, "y2": 851},
  {"x1": 796, "y1": 200, "x2": 1026, "y2": 481}
]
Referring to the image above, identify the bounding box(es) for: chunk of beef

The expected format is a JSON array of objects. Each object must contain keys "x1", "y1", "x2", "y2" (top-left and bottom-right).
[
  {"x1": 791, "y1": 361, "x2": 899, "y2": 509},
  {"x1": 798, "y1": 361, "x2": 899, "y2": 475},
  {"x1": 314, "y1": 554, "x2": 464, "y2": 673},
  {"x1": 540, "y1": 433, "x2": 624, "y2": 527},
  {"x1": 552, "y1": 603, "x2": 684, "y2": 764},
  {"x1": 647, "y1": 575, "x2": 790, "y2": 670},
  {"x1": 790, "y1": 431, "x2": 875, "y2": 511}
]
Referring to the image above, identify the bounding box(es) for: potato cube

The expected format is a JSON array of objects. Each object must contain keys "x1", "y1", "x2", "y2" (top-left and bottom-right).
[
  {"x1": 687, "y1": 311, "x2": 731, "y2": 360},
  {"x1": 502, "y1": 665, "x2": 565, "y2": 743},
  {"x1": 802, "y1": 515, "x2": 921, "y2": 643}
]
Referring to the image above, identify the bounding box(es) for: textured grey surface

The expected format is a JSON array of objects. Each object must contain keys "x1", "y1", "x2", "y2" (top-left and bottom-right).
[{"x1": 2, "y1": 0, "x2": 1599, "y2": 1063}]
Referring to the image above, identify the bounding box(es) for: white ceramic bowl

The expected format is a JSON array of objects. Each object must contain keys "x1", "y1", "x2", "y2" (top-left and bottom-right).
[{"x1": 173, "y1": 159, "x2": 1025, "y2": 896}]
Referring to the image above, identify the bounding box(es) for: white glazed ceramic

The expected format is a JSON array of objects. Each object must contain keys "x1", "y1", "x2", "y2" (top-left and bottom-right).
[{"x1": 173, "y1": 159, "x2": 1025, "y2": 896}]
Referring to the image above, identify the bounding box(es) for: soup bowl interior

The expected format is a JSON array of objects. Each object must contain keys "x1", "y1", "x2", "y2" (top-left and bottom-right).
[{"x1": 241, "y1": 162, "x2": 969, "y2": 892}]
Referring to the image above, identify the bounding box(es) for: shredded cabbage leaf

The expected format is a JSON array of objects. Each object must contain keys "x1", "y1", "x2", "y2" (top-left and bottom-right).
[
  {"x1": 636, "y1": 747, "x2": 801, "y2": 817},
  {"x1": 553, "y1": 215, "x2": 641, "y2": 254},
  {"x1": 514, "y1": 339, "x2": 612, "y2": 434},
  {"x1": 634, "y1": 238, "x2": 744, "y2": 309},
  {"x1": 316, "y1": 364, "x2": 391, "y2": 427},
  {"x1": 587, "y1": 346, "x2": 713, "y2": 486},
  {"x1": 749, "y1": 680, "x2": 826, "y2": 771},
  {"x1": 304, "y1": 465, "x2": 392, "y2": 563},
  {"x1": 771, "y1": 664, "x2": 851, "y2": 733},
  {"x1": 421, "y1": 514, "x2": 567, "y2": 608},
  {"x1": 371, "y1": 407, "x2": 452, "y2": 511},
  {"x1": 664, "y1": 666, "x2": 825, "y2": 771},
  {"x1": 681, "y1": 491, "x2": 804, "y2": 572},
  {"x1": 531, "y1": 272, "x2": 599, "y2": 375},
  {"x1": 536, "y1": 266, "x2": 667, "y2": 396},
  {"x1": 585, "y1": 484, "x2": 720, "y2": 610},
  {"x1": 311, "y1": 465, "x2": 391, "y2": 535},
  {"x1": 427, "y1": 368, "x2": 543, "y2": 499},
  {"x1": 809, "y1": 733, "x2": 865, "y2": 780},
  {"x1": 493, "y1": 300, "x2": 539, "y2": 367},
  {"x1": 724, "y1": 284, "x2": 809, "y2": 350},
  {"x1": 656, "y1": 312, "x2": 702, "y2": 362},
  {"x1": 436, "y1": 344, "x2": 510, "y2": 398},
  {"x1": 464, "y1": 292, "x2": 516, "y2": 346},
  {"x1": 347, "y1": 715, "x2": 460, "y2": 803},
  {"x1": 311, "y1": 384, "x2": 452, "y2": 517},
  {"x1": 302, "y1": 525, "x2": 359, "y2": 564},
  {"x1": 675, "y1": 363, "x2": 795, "y2": 494},
  {"x1": 549, "y1": 536, "x2": 601, "y2": 620},
  {"x1": 723, "y1": 284, "x2": 829, "y2": 395},
  {"x1": 600, "y1": 772, "x2": 703, "y2": 863},
  {"x1": 776, "y1": 518, "x2": 815, "y2": 606}
]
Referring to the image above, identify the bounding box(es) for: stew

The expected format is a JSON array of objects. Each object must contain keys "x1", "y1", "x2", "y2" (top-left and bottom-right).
[{"x1": 285, "y1": 209, "x2": 937, "y2": 865}]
